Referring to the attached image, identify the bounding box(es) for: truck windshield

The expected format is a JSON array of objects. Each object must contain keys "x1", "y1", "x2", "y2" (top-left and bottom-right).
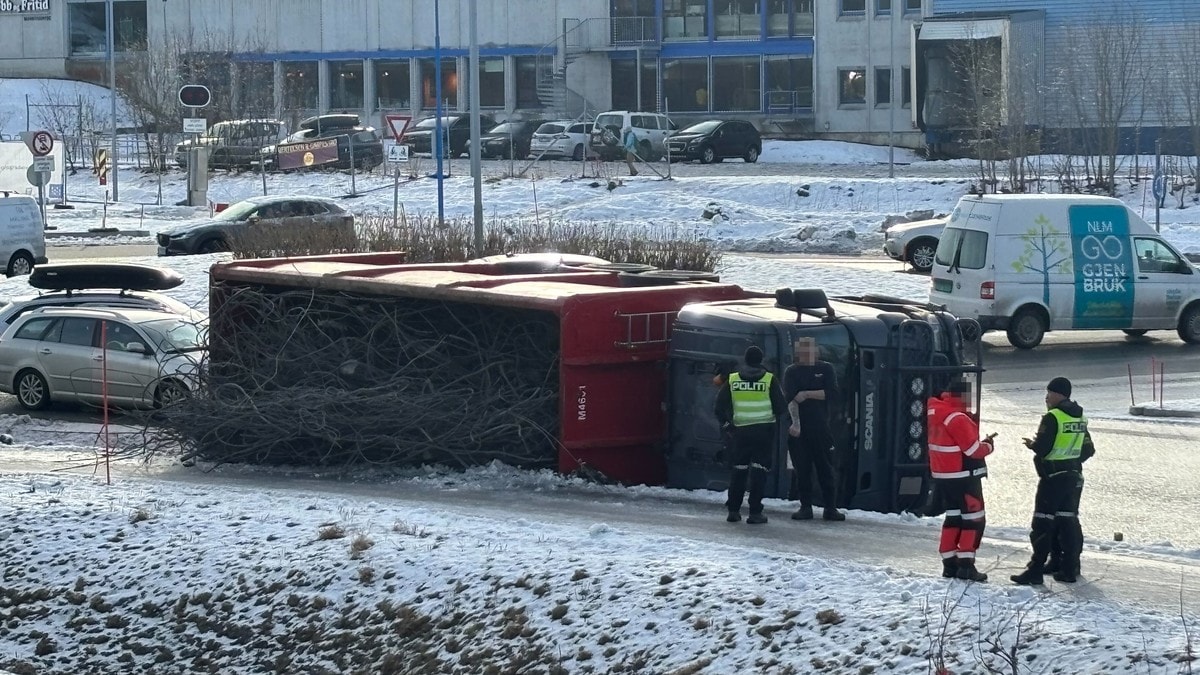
[{"x1": 935, "y1": 228, "x2": 988, "y2": 270}]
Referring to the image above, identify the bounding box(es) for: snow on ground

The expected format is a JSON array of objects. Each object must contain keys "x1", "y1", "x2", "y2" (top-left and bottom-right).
[
  {"x1": 758, "y1": 139, "x2": 922, "y2": 165},
  {"x1": 0, "y1": 77, "x2": 130, "y2": 140}
]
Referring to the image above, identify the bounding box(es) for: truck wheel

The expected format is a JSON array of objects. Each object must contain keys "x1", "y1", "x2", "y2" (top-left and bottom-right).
[
  {"x1": 1178, "y1": 304, "x2": 1200, "y2": 343},
  {"x1": 6, "y1": 251, "x2": 35, "y2": 277},
  {"x1": 1006, "y1": 306, "x2": 1046, "y2": 349},
  {"x1": 907, "y1": 238, "x2": 939, "y2": 273}
]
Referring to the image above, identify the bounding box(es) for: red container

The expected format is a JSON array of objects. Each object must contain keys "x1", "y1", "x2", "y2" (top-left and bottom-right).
[{"x1": 210, "y1": 254, "x2": 746, "y2": 485}]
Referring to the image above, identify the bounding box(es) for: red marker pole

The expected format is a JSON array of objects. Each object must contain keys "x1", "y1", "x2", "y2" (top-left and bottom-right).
[
  {"x1": 1159, "y1": 362, "x2": 1165, "y2": 409},
  {"x1": 101, "y1": 321, "x2": 111, "y2": 486},
  {"x1": 1127, "y1": 363, "x2": 1134, "y2": 406}
]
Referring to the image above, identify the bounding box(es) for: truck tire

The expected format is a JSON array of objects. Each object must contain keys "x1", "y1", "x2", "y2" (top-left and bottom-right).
[
  {"x1": 1006, "y1": 306, "x2": 1047, "y2": 349},
  {"x1": 906, "y1": 237, "x2": 939, "y2": 273},
  {"x1": 1178, "y1": 304, "x2": 1200, "y2": 344}
]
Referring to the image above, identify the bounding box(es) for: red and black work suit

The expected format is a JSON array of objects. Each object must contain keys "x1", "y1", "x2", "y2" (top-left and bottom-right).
[
  {"x1": 927, "y1": 393, "x2": 994, "y2": 567},
  {"x1": 715, "y1": 366, "x2": 787, "y2": 516},
  {"x1": 1027, "y1": 399, "x2": 1095, "y2": 577}
]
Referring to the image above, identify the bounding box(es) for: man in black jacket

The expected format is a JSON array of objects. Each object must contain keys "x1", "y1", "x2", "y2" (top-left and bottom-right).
[
  {"x1": 1012, "y1": 377, "x2": 1096, "y2": 585},
  {"x1": 783, "y1": 337, "x2": 845, "y2": 521},
  {"x1": 715, "y1": 345, "x2": 787, "y2": 524}
]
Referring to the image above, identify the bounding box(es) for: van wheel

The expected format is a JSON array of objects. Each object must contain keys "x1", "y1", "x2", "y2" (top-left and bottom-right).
[
  {"x1": 1007, "y1": 307, "x2": 1047, "y2": 349},
  {"x1": 1178, "y1": 304, "x2": 1200, "y2": 344},
  {"x1": 906, "y1": 238, "x2": 939, "y2": 273},
  {"x1": 6, "y1": 251, "x2": 35, "y2": 277}
]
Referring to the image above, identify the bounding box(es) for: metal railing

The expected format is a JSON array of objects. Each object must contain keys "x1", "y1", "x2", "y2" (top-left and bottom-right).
[{"x1": 767, "y1": 88, "x2": 815, "y2": 113}]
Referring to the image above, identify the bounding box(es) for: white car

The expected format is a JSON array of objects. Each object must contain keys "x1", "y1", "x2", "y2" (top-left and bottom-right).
[
  {"x1": 0, "y1": 307, "x2": 205, "y2": 410},
  {"x1": 883, "y1": 217, "x2": 948, "y2": 272},
  {"x1": 589, "y1": 110, "x2": 676, "y2": 161},
  {"x1": 529, "y1": 120, "x2": 595, "y2": 161}
]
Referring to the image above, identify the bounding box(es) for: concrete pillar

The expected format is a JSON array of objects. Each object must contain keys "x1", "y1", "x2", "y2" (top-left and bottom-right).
[
  {"x1": 409, "y1": 58, "x2": 421, "y2": 118},
  {"x1": 363, "y1": 58, "x2": 377, "y2": 123},
  {"x1": 318, "y1": 60, "x2": 330, "y2": 114},
  {"x1": 504, "y1": 55, "x2": 517, "y2": 114},
  {"x1": 456, "y1": 56, "x2": 466, "y2": 113},
  {"x1": 272, "y1": 61, "x2": 284, "y2": 120}
]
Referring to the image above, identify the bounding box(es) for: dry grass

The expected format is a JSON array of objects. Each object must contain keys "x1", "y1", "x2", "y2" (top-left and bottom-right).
[
  {"x1": 316, "y1": 524, "x2": 346, "y2": 541},
  {"x1": 349, "y1": 534, "x2": 374, "y2": 559},
  {"x1": 229, "y1": 212, "x2": 721, "y2": 272}
]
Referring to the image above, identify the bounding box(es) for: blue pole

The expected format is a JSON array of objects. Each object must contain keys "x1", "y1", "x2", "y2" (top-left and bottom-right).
[{"x1": 433, "y1": 0, "x2": 445, "y2": 224}]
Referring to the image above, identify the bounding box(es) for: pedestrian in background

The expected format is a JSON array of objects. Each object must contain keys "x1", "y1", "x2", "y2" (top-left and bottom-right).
[
  {"x1": 783, "y1": 337, "x2": 845, "y2": 521},
  {"x1": 927, "y1": 379, "x2": 994, "y2": 582},
  {"x1": 715, "y1": 345, "x2": 786, "y2": 525},
  {"x1": 621, "y1": 125, "x2": 639, "y2": 176},
  {"x1": 1011, "y1": 377, "x2": 1095, "y2": 585}
]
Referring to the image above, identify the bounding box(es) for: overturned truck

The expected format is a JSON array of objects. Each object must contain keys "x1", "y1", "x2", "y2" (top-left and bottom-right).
[{"x1": 198, "y1": 252, "x2": 981, "y2": 513}]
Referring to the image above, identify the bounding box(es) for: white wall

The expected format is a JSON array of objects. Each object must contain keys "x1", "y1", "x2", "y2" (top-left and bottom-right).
[{"x1": 0, "y1": 5, "x2": 67, "y2": 77}]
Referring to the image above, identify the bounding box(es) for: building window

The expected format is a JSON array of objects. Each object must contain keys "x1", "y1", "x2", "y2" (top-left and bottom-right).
[
  {"x1": 662, "y1": 58, "x2": 709, "y2": 112},
  {"x1": 69, "y1": 0, "x2": 147, "y2": 55},
  {"x1": 611, "y1": 0, "x2": 656, "y2": 42},
  {"x1": 236, "y1": 62, "x2": 274, "y2": 116},
  {"x1": 330, "y1": 61, "x2": 364, "y2": 110},
  {"x1": 479, "y1": 57, "x2": 505, "y2": 108},
  {"x1": 375, "y1": 60, "x2": 411, "y2": 109},
  {"x1": 838, "y1": 68, "x2": 866, "y2": 105},
  {"x1": 840, "y1": 0, "x2": 866, "y2": 16},
  {"x1": 876, "y1": 0, "x2": 891, "y2": 15},
  {"x1": 767, "y1": 0, "x2": 813, "y2": 36},
  {"x1": 904, "y1": 0, "x2": 921, "y2": 13},
  {"x1": 766, "y1": 56, "x2": 813, "y2": 109},
  {"x1": 901, "y1": 66, "x2": 912, "y2": 107},
  {"x1": 611, "y1": 60, "x2": 658, "y2": 112},
  {"x1": 514, "y1": 57, "x2": 546, "y2": 109},
  {"x1": 715, "y1": 0, "x2": 760, "y2": 40},
  {"x1": 282, "y1": 62, "x2": 319, "y2": 111},
  {"x1": 664, "y1": 0, "x2": 708, "y2": 40},
  {"x1": 420, "y1": 58, "x2": 458, "y2": 109},
  {"x1": 875, "y1": 67, "x2": 891, "y2": 106},
  {"x1": 712, "y1": 57, "x2": 760, "y2": 111}
]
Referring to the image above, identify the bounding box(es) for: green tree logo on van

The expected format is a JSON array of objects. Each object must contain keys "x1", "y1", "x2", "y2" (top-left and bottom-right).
[{"x1": 1012, "y1": 214, "x2": 1073, "y2": 305}]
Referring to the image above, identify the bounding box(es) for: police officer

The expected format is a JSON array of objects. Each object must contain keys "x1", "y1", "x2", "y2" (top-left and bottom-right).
[
  {"x1": 1011, "y1": 377, "x2": 1095, "y2": 585},
  {"x1": 927, "y1": 379, "x2": 994, "y2": 582},
  {"x1": 715, "y1": 345, "x2": 786, "y2": 525}
]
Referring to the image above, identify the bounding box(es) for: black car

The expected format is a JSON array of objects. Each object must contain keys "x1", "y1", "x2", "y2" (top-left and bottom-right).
[
  {"x1": 263, "y1": 114, "x2": 384, "y2": 171},
  {"x1": 667, "y1": 120, "x2": 762, "y2": 164},
  {"x1": 156, "y1": 196, "x2": 353, "y2": 256},
  {"x1": 405, "y1": 115, "x2": 496, "y2": 158},
  {"x1": 479, "y1": 120, "x2": 543, "y2": 159}
]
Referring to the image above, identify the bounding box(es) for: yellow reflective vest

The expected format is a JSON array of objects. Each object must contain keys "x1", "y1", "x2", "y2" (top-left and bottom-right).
[
  {"x1": 729, "y1": 372, "x2": 775, "y2": 427},
  {"x1": 1045, "y1": 408, "x2": 1087, "y2": 461}
]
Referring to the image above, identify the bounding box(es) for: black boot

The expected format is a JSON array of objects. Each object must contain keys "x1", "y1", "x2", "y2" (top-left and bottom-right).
[
  {"x1": 1010, "y1": 566, "x2": 1044, "y2": 586},
  {"x1": 1043, "y1": 558, "x2": 1060, "y2": 575},
  {"x1": 791, "y1": 505, "x2": 814, "y2": 520},
  {"x1": 1052, "y1": 569, "x2": 1077, "y2": 583},
  {"x1": 942, "y1": 559, "x2": 957, "y2": 578},
  {"x1": 726, "y1": 510, "x2": 741, "y2": 523},
  {"x1": 822, "y1": 508, "x2": 846, "y2": 522},
  {"x1": 746, "y1": 512, "x2": 768, "y2": 525},
  {"x1": 956, "y1": 561, "x2": 987, "y2": 582}
]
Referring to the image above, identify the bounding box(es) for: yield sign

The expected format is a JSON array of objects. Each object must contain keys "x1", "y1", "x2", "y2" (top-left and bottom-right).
[{"x1": 384, "y1": 114, "x2": 412, "y2": 141}]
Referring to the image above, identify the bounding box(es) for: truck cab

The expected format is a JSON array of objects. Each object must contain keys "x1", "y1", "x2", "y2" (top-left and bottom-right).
[{"x1": 666, "y1": 290, "x2": 981, "y2": 514}]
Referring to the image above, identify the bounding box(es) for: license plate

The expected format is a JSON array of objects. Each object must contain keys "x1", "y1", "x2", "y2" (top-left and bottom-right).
[
  {"x1": 933, "y1": 278, "x2": 952, "y2": 293},
  {"x1": 157, "y1": 246, "x2": 168, "y2": 257}
]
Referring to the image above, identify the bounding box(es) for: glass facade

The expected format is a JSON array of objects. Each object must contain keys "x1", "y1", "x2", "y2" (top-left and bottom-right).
[
  {"x1": 712, "y1": 57, "x2": 760, "y2": 111},
  {"x1": 662, "y1": 59, "x2": 709, "y2": 111},
  {"x1": 766, "y1": 56, "x2": 813, "y2": 110},
  {"x1": 479, "y1": 57, "x2": 505, "y2": 108},
  {"x1": 330, "y1": 60, "x2": 364, "y2": 110},
  {"x1": 767, "y1": 0, "x2": 813, "y2": 36},
  {"x1": 664, "y1": 0, "x2": 708, "y2": 40},
  {"x1": 282, "y1": 61, "x2": 319, "y2": 110},
  {"x1": 714, "y1": 0, "x2": 760, "y2": 40},
  {"x1": 375, "y1": 60, "x2": 411, "y2": 109},
  {"x1": 514, "y1": 57, "x2": 546, "y2": 109},
  {"x1": 420, "y1": 58, "x2": 458, "y2": 109},
  {"x1": 611, "y1": 60, "x2": 659, "y2": 112}
]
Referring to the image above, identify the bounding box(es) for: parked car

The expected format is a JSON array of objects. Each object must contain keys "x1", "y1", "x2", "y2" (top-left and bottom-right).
[
  {"x1": 261, "y1": 114, "x2": 383, "y2": 171},
  {"x1": 666, "y1": 120, "x2": 762, "y2": 164},
  {"x1": 175, "y1": 120, "x2": 287, "y2": 169},
  {"x1": 480, "y1": 120, "x2": 544, "y2": 159},
  {"x1": 883, "y1": 217, "x2": 948, "y2": 273},
  {"x1": 529, "y1": 120, "x2": 595, "y2": 161},
  {"x1": 589, "y1": 111, "x2": 676, "y2": 161},
  {"x1": 0, "y1": 194, "x2": 48, "y2": 277},
  {"x1": 405, "y1": 114, "x2": 497, "y2": 158},
  {"x1": 0, "y1": 307, "x2": 204, "y2": 410},
  {"x1": 156, "y1": 195, "x2": 353, "y2": 256}
]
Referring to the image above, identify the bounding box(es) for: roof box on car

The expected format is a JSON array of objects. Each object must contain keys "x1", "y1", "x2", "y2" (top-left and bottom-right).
[
  {"x1": 300, "y1": 114, "x2": 361, "y2": 131},
  {"x1": 29, "y1": 263, "x2": 185, "y2": 292}
]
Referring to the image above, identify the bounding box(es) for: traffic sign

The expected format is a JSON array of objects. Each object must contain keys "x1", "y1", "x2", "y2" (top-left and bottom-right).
[
  {"x1": 183, "y1": 117, "x2": 208, "y2": 134},
  {"x1": 26, "y1": 130, "x2": 54, "y2": 157},
  {"x1": 178, "y1": 84, "x2": 212, "y2": 108},
  {"x1": 1152, "y1": 173, "x2": 1167, "y2": 201},
  {"x1": 26, "y1": 165, "x2": 49, "y2": 187},
  {"x1": 384, "y1": 114, "x2": 412, "y2": 140},
  {"x1": 32, "y1": 155, "x2": 54, "y2": 173},
  {"x1": 387, "y1": 143, "x2": 410, "y2": 163}
]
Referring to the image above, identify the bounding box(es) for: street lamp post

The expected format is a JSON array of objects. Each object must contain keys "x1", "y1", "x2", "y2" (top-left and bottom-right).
[
  {"x1": 468, "y1": 0, "x2": 483, "y2": 256},
  {"x1": 106, "y1": 0, "x2": 119, "y2": 201},
  {"x1": 433, "y1": 0, "x2": 445, "y2": 224}
]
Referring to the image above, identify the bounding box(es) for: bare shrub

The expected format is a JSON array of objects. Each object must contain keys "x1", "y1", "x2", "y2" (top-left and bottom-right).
[
  {"x1": 129, "y1": 507, "x2": 153, "y2": 524},
  {"x1": 349, "y1": 534, "x2": 375, "y2": 559},
  {"x1": 317, "y1": 524, "x2": 346, "y2": 541}
]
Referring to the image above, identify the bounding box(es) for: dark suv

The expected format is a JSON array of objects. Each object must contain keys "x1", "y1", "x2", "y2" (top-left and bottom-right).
[
  {"x1": 175, "y1": 120, "x2": 287, "y2": 169},
  {"x1": 480, "y1": 120, "x2": 543, "y2": 159},
  {"x1": 264, "y1": 114, "x2": 384, "y2": 171},
  {"x1": 667, "y1": 119, "x2": 762, "y2": 164},
  {"x1": 405, "y1": 115, "x2": 496, "y2": 158}
]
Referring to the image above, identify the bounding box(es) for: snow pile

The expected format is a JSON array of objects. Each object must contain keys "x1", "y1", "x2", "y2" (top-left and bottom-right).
[
  {"x1": 759, "y1": 139, "x2": 922, "y2": 165},
  {"x1": 0, "y1": 78, "x2": 131, "y2": 139}
]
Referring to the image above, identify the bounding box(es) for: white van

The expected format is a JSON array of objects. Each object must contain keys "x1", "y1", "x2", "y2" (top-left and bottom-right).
[
  {"x1": 928, "y1": 194, "x2": 1200, "y2": 348},
  {"x1": 0, "y1": 195, "x2": 47, "y2": 277}
]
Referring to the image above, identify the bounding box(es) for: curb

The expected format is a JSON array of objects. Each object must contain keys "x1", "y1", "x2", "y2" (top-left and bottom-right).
[
  {"x1": 1128, "y1": 405, "x2": 1200, "y2": 418},
  {"x1": 46, "y1": 231, "x2": 151, "y2": 240}
]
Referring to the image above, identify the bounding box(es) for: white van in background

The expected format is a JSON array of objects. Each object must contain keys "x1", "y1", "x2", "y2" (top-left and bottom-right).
[
  {"x1": 0, "y1": 195, "x2": 47, "y2": 277},
  {"x1": 928, "y1": 194, "x2": 1200, "y2": 348}
]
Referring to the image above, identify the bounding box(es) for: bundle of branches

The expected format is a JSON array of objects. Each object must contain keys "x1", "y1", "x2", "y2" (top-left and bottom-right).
[
  {"x1": 229, "y1": 213, "x2": 721, "y2": 273},
  {"x1": 144, "y1": 284, "x2": 562, "y2": 469}
]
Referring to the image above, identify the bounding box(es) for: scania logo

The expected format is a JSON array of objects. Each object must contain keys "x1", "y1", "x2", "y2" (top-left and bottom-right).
[{"x1": 863, "y1": 392, "x2": 875, "y2": 451}]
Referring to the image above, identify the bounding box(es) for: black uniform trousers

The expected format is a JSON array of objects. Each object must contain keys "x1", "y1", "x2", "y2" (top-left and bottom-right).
[
  {"x1": 726, "y1": 423, "x2": 774, "y2": 516},
  {"x1": 1028, "y1": 471, "x2": 1084, "y2": 574},
  {"x1": 787, "y1": 424, "x2": 837, "y2": 507}
]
